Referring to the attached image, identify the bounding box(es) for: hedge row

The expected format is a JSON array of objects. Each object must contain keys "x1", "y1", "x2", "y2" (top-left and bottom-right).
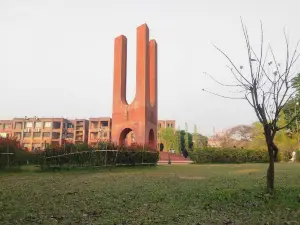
[
  {"x1": 296, "y1": 150, "x2": 300, "y2": 162},
  {"x1": 40, "y1": 149, "x2": 159, "y2": 170},
  {"x1": 0, "y1": 138, "x2": 37, "y2": 169},
  {"x1": 189, "y1": 147, "x2": 269, "y2": 163},
  {"x1": 0, "y1": 138, "x2": 159, "y2": 170}
]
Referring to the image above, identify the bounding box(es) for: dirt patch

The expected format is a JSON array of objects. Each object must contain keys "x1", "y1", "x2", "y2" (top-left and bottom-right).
[
  {"x1": 236, "y1": 169, "x2": 260, "y2": 174},
  {"x1": 145, "y1": 173, "x2": 176, "y2": 178},
  {"x1": 231, "y1": 165, "x2": 243, "y2": 168},
  {"x1": 178, "y1": 176, "x2": 205, "y2": 180}
]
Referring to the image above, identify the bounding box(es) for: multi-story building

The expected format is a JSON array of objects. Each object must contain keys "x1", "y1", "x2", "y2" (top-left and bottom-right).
[
  {"x1": 0, "y1": 120, "x2": 13, "y2": 138},
  {"x1": 73, "y1": 119, "x2": 89, "y2": 144},
  {"x1": 158, "y1": 120, "x2": 176, "y2": 129},
  {"x1": 88, "y1": 117, "x2": 112, "y2": 146},
  {"x1": 13, "y1": 117, "x2": 65, "y2": 150},
  {"x1": 0, "y1": 116, "x2": 176, "y2": 150},
  {"x1": 157, "y1": 120, "x2": 176, "y2": 149},
  {"x1": 0, "y1": 117, "x2": 89, "y2": 150}
]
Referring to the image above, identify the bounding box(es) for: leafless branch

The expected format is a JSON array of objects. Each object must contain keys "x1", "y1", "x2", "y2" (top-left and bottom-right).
[
  {"x1": 203, "y1": 72, "x2": 241, "y2": 87},
  {"x1": 212, "y1": 44, "x2": 252, "y2": 86},
  {"x1": 202, "y1": 89, "x2": 245, "y2": 100}
]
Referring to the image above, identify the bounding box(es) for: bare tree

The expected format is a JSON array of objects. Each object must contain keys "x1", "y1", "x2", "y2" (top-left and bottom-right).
[{"x1": 203, "y1": 20, "x2": 300, "y2": 193}]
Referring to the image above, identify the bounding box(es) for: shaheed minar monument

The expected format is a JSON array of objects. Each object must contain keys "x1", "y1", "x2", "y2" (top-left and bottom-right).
[{"x1": 111, "y1": 24, "x2": 158, "y2": 149}]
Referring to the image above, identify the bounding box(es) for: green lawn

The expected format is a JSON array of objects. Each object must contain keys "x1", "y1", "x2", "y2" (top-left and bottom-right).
[{"x1": 1, "y1": 164, "x2": 300, "y2": 225}]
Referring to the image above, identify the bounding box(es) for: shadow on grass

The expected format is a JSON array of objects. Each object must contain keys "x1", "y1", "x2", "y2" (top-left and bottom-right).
[
  {"x1": 0, "y1": 164, "x2": 159, "y2": 175},
  {"x1": 0, "y1": 167, "x2": 23, "y2": 174}
]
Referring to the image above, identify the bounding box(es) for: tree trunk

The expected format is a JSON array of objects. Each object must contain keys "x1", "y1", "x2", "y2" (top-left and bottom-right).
[
  {"x1": 272, "y1": 142, "x2": 279, "y2": 162},
  {"x1": 267, "y1": 148, "x2": 275, "y2": 193},
  {"x1": 264, "y1": 125, "x2": 275, "y2": 194}
]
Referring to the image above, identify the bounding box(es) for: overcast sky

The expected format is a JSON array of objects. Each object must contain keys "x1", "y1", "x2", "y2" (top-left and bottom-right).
[{"x1": 1, "y1": 0, "x2": 300, "y2": 135}]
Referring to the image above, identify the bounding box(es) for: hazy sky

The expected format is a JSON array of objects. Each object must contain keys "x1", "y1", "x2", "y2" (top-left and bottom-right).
[{"x1": 1, "y1": 0, "x2": 300, "y2": 135}]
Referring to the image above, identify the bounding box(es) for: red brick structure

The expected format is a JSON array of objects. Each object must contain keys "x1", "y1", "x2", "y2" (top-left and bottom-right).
[{"x1": 111, "y1": 24, "x2": 158, "y2": 149}]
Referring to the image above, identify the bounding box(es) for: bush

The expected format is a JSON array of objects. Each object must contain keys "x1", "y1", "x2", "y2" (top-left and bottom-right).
[
  {"x1": 296, "y1": 150, "x2": 300, "y2": 162},
  {"x1": 0, "y1": 138, "x2": 38, "y2": 169},
  {"x1": 279, "y1": 150, "x2": 292, "y2": 162},
  {"x1": 38, "y1": 142, "x2": 159, "y2": 170},
  {"x1": 189, "y1": 147, "x2": 269, "y2": 164}
]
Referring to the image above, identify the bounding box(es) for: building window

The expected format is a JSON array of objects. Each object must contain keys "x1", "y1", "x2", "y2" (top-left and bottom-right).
[
  {"x1": 23, "y1": 132, "x2": 31, "y2": 138},
  {"x1": 67, "y1": 123, "x2": 74, "y2": 128},
  {"x1": 44, "y1": 122, "x2": 52, "y2": 128},
  {"x1": 15, "y1": 122, "x2": 23, "y2": 129},
  {"x1": 4, "y1": 123, "x2": 11, "y2": 129},
  {"x1": 33, "y1": 132, "x2": 41, "y2": 138},
  {"x1": 35, "y1": 122, "x2": 42, "y2": 128},
  {"x1": 91, "y1": 122, "x2": 98, "y2": 129},
  {"x1": 53, "y1": 122, "x2": 61, "y2": 129},
  {"x1": 43, "y1": 132, "x2": 51, "y2": 138},
  {"x1": 25, "y1": 122, "x2": 33, "y2": 128},
  {"x1": 52, "y1": 132, "x2": 60, "y2": 139},
  {"x1": 66, "y1": 133, "x2": 74, "y2": 138},
  {"x1": 100, "y1": 121, "x2": 108, "y2": 127},
  {"x1": 76, "y1": 121, "x2": 84, "y2": 126}
]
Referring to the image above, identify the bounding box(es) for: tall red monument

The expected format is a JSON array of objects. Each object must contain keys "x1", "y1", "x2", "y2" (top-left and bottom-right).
[{"x1": 111, "y1": 24, "x2": 157, "y2": 149}]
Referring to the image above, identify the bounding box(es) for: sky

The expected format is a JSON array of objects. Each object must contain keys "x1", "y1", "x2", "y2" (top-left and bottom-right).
[{"x1": 0, "y1": 0, "x2": 300, "y2": 136}]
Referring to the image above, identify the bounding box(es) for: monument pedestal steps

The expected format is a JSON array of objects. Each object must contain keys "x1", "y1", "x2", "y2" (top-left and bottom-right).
[{"x1": 158, "y1": 152, "x2": 193, "y2": 164}]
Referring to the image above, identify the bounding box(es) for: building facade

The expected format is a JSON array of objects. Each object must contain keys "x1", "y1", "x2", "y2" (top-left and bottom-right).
[
  {"x1": 88, "y1": 117, "x2": 112, "y2": 146},
  {"x1": 157, "y1": 120, "x2": 176, "y2": 150},
  {"x1": 0, "y1": 117, "x2": 88, "y2": 150},
  {"x1": 158, "y1": 120, "x2": 176, "y2": 129},
  {"x1": 0, "y1": 117, "x2": 176, "y2": 150},
  {"x1": 0, "y1": 120, "x2": 13, "y2": 138}
]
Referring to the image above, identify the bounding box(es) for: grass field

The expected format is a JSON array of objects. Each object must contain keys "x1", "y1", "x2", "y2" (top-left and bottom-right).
[{"x1": 1, "y1": 164, "x2": 300, "y2": 225}]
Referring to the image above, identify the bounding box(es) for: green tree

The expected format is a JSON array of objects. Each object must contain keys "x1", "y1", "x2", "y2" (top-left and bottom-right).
[
  {"x1": 291, "y1": 73, "x2": 300, "y2": 98},
  {"x1": 246, "y1": 122, "x2": 266, "y2": 149},
  {"x1": 194, "y1": 134, "x2": 208, "y2": 149},
  {"x1": 176, "y1": 127, "x2": 181, "y2": 153},
  {"x1": 283, "y1": 98, "x2": 300, "y2": 132},
  {"x1": 193, "y1": 125, "x2": 199, "y2": 148},
  {"x1": 188, "y1": 133, "x2": 193, "y2": 149},
  {"x1": 177, "y1": 129, "x2": 195, "y2": 151},
  {"x1": 179, "y1": 130, "x2": 186, "y2": 152},
  {"x1": 184, "y1": 123, "x2": 189, "y2": 150},
  {"x1": 248, "y1": 112, "x2": 298, "y2": 161},
  {"x1": 159, "y1": 127, "x2": 180, "y2": 153}
]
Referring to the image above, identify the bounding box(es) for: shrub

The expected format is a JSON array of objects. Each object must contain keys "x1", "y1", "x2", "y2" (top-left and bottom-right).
[
  {"x1": 279, "y1": 150, "x2": 292, "y2": 162},
  {"x1": 0, "y1": 137, "x2": 38, "y2": 169},
  {"x1": 296, "y1": 150, "x2": 300, "y2": 162},
  {"x1": 189, "y1": 147, "x2": 269, "y2": 164},
  {"x1": 38, "y1": 142, "x2": 159, "y2": 170}
]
